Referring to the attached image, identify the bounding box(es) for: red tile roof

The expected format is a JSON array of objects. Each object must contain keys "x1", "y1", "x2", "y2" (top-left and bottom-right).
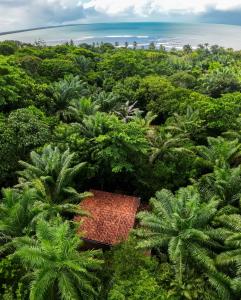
[{"x1": 76, "y1": 190, "x2": 140, "y2": 245}]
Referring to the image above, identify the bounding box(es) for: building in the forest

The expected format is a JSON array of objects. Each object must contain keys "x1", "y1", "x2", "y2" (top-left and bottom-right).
[{"x1": 75, "y1": 190, "x2": 140, "y2": 248}]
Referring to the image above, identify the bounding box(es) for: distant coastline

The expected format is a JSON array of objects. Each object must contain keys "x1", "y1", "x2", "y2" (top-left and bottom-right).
[
  {"x1": 1, "y1": 21, "x2": 241, "y2": 37},
  {"x1": 1, "y1": 22, "x2": 241, "y2": 50},
  {"x1": 0, "y1": 24, "x2": 82, "y2": 36}
]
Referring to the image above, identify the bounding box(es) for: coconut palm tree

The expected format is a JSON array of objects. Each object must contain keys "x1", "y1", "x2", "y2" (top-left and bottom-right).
[
  {"x1": 16, "y1": 145, "x2": 90, "y2": 219},
  {"x1": 134, "y1": 186, "x2": 231, "y2": 299},
  {"x1": 183, "y1": 44, "x2": 193, "y2": 54},
  {"x1": 14, "y1": 218, "x2": 103, "y2": 300}
]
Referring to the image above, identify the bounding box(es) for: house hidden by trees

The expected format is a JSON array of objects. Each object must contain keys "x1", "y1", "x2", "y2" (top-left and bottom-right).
[{"x1": 75, "y1": 190, "x2": 140, "y2": 248}]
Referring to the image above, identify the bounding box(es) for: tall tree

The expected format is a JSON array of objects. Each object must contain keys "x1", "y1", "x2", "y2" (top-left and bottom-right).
[
  {"x1": 149, "y1": 127, "x2": 193, "y2": 163},
  {"x1": 196, "y1": 137, "x2": 241, "y2": 169},
  {"x1": 134, "y1": 187, "x2": 231, "y2": 299},
  {"x1": 14, "y1": 218, "x2": 103, "y2": 300},
  {"x1": 67, "y1": 97, "x2": 99, "y2": 122},
  {"x1": 49, "y1": 75, "x2": 89, "y2": 119},
  {"x1": 216, "y1": 213, "x2": 241, "y2": 296},
  {"x1": 199, "y1": 165, "x2": 241, "y2": 206},
  {"x1": 0, "y1": 188, "x2": 37, "y2": 252},
  {"x1": 17, "y1": 145, "x2": 90, "y2": 219}
]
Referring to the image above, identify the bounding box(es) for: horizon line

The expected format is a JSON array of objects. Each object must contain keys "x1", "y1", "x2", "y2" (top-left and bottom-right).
[{"x1": 1, "y1": 21, "x2": 240, "y2": 37}]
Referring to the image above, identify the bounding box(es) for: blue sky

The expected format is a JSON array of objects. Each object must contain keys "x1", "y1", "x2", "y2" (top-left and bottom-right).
[{"x1": 0, "y1": 0, "x2": 241, "y2": 31}]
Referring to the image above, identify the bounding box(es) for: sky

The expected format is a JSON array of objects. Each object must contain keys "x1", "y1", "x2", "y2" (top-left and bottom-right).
[{"x1": 0, "y1": 0, "x2": 241, "y2": 32}]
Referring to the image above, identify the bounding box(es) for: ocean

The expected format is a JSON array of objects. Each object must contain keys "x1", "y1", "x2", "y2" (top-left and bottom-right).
[{"x1": 0, "y1": 22, "x2": 241, "y2": 50}]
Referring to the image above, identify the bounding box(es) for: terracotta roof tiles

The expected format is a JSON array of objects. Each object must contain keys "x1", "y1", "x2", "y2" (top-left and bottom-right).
[{"x1": 75, "y1": 190, "x2": 140, "y2": 245}]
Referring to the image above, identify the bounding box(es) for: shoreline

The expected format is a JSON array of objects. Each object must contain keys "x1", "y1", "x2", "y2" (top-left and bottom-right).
[
  {"x1": 1, "y1": 22, "x2": 241, "y2": 50},
  {"x1": 0, "y1": 24, "x2": 84, "y2": 36},
  {"x1": 1, "y1": 21, "x2": 240, "y2": 37}
]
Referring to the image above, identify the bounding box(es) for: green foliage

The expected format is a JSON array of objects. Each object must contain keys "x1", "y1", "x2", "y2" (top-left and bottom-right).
[
  {"x1": 0, "y1": 57, "x2": 39, "y2": 111},
  {"x1": 93, "y1": 91, "x2": 120, "y2": 112},
  {"x1": 137, "y1": 76, "x2": 191, "y2": 120},
  {"x1": 0, "y1": 106, "x2": 51, "y2": 185},
  {"x1": 198, "y1": 165, "x2": 241, "y2": 205},
  {"x1": 48, "y1": 75, "x2": 90, "y2": 118},
  {"x1": 39, "y1": 57, "x2": 78, "y2": 80},
  {"x1": 0, "y1": 188, "x2": 37, "y2": 249},
  {"x1": 196, "y1": 136, "x2": 241, "y2": 168},
  {"x1": 1, "y1": 41, "x2": 241, "y2": 300},
  {"x1": 55, "y1": 112, "x2": 150, "y2": 191},
  {"x1": 199, "y1": 68, "x2": 240, "y2": 98},
  {"x1": 17, "y1": 145, "x2": 90, "y2": 219},
  {"x1": 67, "y1": 97, "x2": 100, "y2": 122},
  {"x1": 182, "y1": 92, "x2": 241, "y2": 134},
  {"x1": 169, "y1": 71, "x2": 197, "y2": 89},
  {"x1": 216, "y1": 213, "x2": 241, "y2": 297},
  {"x1": 149, "y1": 126, "x2": 193, "y2": 163},
  {"x1": 134, "y1": 187, "x2": 232, "y2": 298},
  {"x1": 105, "y1": 239, "x2": 166, "y2": 300},
  {"x1": 0, "y1": 42, "x2": 17, "y2": 55},
  {"x1": 0, "y1": 255, "x2": 28, "y2": 300},
  {"x1": 108, "y1": 269, "x2": 166, "y2": 300},
  {"x1": 14, "y1": 218, "x2": 103, "y2": 300},
  {"x1": 165, "y1": 107, "x2": 205, "y2": 141},
  {"x1": 19, "y1": 55, "x2": 42, "y2": 75},
  {"x1": 98, "y1": 50, "x2": 146, "y2": 80}
]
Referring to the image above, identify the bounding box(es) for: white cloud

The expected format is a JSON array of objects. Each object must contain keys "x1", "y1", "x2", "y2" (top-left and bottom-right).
[
  {"x1": 83, "y1": 0, "x2": 241, "y2": 16},
  {"x1": 0, "y1": 0, "x2": 86, "y2": 31},
  {"x1": 0, "y1": 0, "x2": 241, "y2": 31}
]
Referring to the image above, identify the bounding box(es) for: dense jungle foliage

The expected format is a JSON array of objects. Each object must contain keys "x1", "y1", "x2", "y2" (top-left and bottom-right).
[{"x1": 1, "y1": 40, "x2": 241, "y2": 299}]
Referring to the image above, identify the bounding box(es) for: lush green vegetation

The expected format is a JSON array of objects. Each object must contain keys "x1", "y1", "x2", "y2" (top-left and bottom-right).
[{"x1": 1, "y1": 40, "x2": 241, "y2": 299}]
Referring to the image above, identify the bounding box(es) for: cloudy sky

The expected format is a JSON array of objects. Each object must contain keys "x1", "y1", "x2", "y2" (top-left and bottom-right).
[{"x1": 0, "y1": 0, "x2": 241, "y2": 32}]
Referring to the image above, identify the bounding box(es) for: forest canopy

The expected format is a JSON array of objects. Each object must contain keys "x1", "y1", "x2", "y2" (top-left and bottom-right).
[{"x1": 1, "y1": 40, "x2": 241, "y2": 299}]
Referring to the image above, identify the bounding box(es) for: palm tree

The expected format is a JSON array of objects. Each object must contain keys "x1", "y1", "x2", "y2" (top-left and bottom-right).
[
  {"x1": 223, "y1": 117, "x2": 241, "y2": 143},
  {"x1": 93, "y1": 91, "x2": 119, "y2": 112},
  {"x1": 166, "y1": 106, "x2": 204, "y2": 138},
  {"x1": 216, "y1": 213, "x2": 241, "y2": 295},
  {"x1": 78, "y1": 112, "x2": 113, "y2": 138},
  {"x1": 0, "y1": 188, "x2": 37, "y2": 252},
  {"x1": 14, "y1": 218, "x2": 103, "y2": 300},
  {"x1": 149, "y1": 127, "x2": 193, "y2": 163},
  {"x1": 199, "y1": 165, "x2": 241, "y2": 206},
  {"x1": 114, "y1": 101, "x2": 142, "y2": 123},
  {"x1": 149, "y1": 42, "x2": 156, "y2": 50},
  {"x1": 49, "y1": 75, "x2": 89, "y2": 119},
  {"x1": 183, "y1": 44, "x2": 193, "y2": 54},
  {"x1": 200, "y1": 68, "x2": 240, "y2": 98},
  {"x1": 67, "y1": 97, "x2": 100, "y2": 122},
  {"x1": 134, "y1": 187, "x2": 231, "y2": 299},
  {"x1": 134, "y1": 111, "x2": 157, "y2": 138},
  {"x1": 16, "y1": 145, "x2": 90, "y2": 219},
  {"x1": 196, "y1": 137, "x2": 241, "y2": 169},
  {"x1": 74, "y1": 56, "x2": 91, "y2": 73}
]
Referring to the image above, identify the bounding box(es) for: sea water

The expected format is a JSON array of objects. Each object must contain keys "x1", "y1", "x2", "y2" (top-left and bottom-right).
[{"x1": 0, "y1": 22, "x2": 241, "y2": 50}]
